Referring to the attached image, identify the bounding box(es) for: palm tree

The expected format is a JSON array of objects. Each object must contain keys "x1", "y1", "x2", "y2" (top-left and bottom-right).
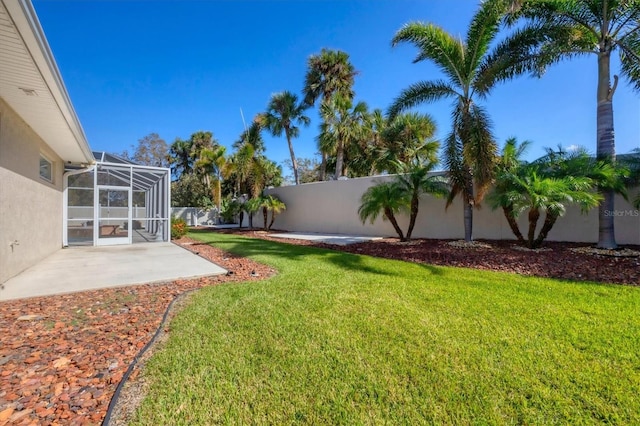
[
  {"x1": 243, "y1": 197, "x2": 263, "y2": 229},
  {"x1": 195, "y1": 145, "x2": 227, "y2": 213},
  {"x1": 489, "y1": 137, "x2": 532, "y2": 243},
  {"x1": 502, "y1": 0, "x2": 640, "y2": 248},
  {"x1": 303, "y1": 48, "x2": 358, "y2": 180},
  {"x1": 498, "y1": 170, "x2": 602, "y2": 248},
  {"x1": 358, "y1": 181, "x2": 409, "y2": 240},
  {"x1": 395, "y1": 160, "x2": 449, "y2": 240},
  {"x1": 621, "y1": 148, "x2": 640, "y2": 208},
  {"x1": 267, "y1": 195, "x2": 286, "y2": 230},
  {"x1": 489, "y1": 144, "x2": 617, "y2": 248},
  {"x1": 318, "y1": 95, "x2": 368, "y2": 179},
  {"x1": 257, "y1": 91, "x2": 310, "y2": 185},
  {"x1": 167, "y1": 138, "x2": 194, "y2": 178},
  {"x1": 381, "y1": 112, "x2": 439, "y2": 173},
  {"x1": 388, "y1": 0, "x2": 513, "y2": 241}
]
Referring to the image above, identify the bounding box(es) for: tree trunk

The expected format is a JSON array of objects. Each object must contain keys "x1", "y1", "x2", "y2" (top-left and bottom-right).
[
  {"x1": 335, "y1": 141, "x2": 345, "y2": 180},
  {"x1": 238, "y1": 211, "x2": 244, "y2": 229},
  {"x1": 263, "y1": 206, "x2": 268, "y2": 230},
  {"x1": 248, "y1": 212, "x2": 254, "y2": 229},
  {"x1": 384, "y1": 208, "x2": 405, "y2": 241},
  {"x1": 319, "y1": 153, "x2": 327, "y2": 181},
  {"x1": 286, "y1": 129, "x2": 300, "y2": 185},
  {"x1": 502, "y1": 205, "x2": 524, "y2": 242},
  {"x1": 405, "y1": 193, "x2": 419, "y2": 241},
  {"x1": 596, "y1": 50, "x2": 618, "y2": 249},
  {"x1": 463, "y1": 178, "x2": 474, "y2": 242},
  {"x1": 527, "y1": 208, "x2": 540, "y2": 249},
  {"x1": 533, "y1": 211, "x2": 559, "y2": 249},
  {"x1": 268, "y1": 213, "x2": 276, "y2": 230}
]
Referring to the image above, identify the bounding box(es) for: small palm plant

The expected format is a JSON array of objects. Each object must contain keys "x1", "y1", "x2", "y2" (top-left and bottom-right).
[
  {"x1": 489, "y1": 143, "x2": 608, "y2": 248},
  {"x1": 259, "y1": 195, "x2": 286, "y2": 231},
  {"x1": 243, "y1": 197, "x2": 263, "y2": 229},
  {"x1": 358, "y1": 181, "x2": 409, "y2": 241},
  {"x1": 395, "y1": 160, "x2": 449, "y2": 240}
]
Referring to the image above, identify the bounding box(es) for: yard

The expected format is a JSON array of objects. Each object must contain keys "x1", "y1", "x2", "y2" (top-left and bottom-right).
[{"x1": 128, "y1": 231, "x2": 640, "y2": 424}]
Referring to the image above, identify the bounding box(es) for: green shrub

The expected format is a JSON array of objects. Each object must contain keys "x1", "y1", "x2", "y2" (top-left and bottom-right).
[{"x1": 171, "y1": 216, "x2": 188, "y2": 239}]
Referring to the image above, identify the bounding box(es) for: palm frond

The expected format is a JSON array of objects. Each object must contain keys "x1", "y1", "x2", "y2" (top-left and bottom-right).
[{"x1": 387, "y1": 80, "x2": 457, "y2": 119}]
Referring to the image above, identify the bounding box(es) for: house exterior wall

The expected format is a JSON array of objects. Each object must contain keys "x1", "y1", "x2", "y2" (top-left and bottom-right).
[
  {"x1": 0, "y1": 98, "x2": 64, "y2": 284},
  {"x1": 265, "y1": 175, "x2": 640, "y2": 245}
]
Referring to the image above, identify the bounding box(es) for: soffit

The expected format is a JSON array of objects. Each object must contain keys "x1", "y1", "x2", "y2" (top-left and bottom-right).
[{"x1": 0, "y1": 0, "x2": 93, "y2": 164}]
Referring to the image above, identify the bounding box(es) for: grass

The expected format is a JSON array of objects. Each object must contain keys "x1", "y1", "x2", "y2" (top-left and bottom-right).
[{"x1": 131, "y1": 231, "x2": 640, "y2": 425}]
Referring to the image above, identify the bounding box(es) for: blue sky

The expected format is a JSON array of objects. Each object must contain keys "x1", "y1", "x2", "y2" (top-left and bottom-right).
[{"x1": 33, "y1": 0, "x2": 639, "y2": 177}]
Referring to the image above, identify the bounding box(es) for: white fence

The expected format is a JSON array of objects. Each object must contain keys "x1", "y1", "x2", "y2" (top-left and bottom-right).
[
  {"x1": 171, "y1": 207, "x2": 219, "y2": 226},
  {"x1": 265, "y1": 176, "x2": 640, "y2": 245}
]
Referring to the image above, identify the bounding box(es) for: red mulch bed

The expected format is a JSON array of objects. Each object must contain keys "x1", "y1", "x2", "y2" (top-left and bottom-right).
[
  {"x1": 0, "y1": 230, "x2": 638, "y2": 425},
  {"x1": 0, "y1": 238, "x2": 274, "y2": 426}
]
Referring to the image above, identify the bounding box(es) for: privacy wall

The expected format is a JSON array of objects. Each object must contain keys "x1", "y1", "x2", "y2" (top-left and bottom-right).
[{"x1": 265, "y1": 175, "x2": 640, "y2": 245}]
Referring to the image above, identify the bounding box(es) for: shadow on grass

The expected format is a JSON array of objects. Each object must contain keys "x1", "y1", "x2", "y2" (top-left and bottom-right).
[{"x1": 187, "y1": 229, "x2": 443, "y2": 277}]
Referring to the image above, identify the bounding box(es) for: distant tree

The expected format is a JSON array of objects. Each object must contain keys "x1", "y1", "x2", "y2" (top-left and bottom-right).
[
  {"x1": 171, "y1": 174, "x2": 212, "y2": 208},
  {"x1": 303, "y1": 48, "x2": 358, "y2": 180},
  {"x1": 283, "y1": 157, "x2": 320, "y2": 184},
  {"x1": 122, "y1": 133, "x2": 169, "y2": 167},
  {"x1": 257, "y1": 91, "x2": 310, "y2": 185},
  {"x1": 318, "y1": 95, "x2": 368, "y2": 179},
  {"x1": 168, "y1": 138, "x2": 194, "y2": 178}
]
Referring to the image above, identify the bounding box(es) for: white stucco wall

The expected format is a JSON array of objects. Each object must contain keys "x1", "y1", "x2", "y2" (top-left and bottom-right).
[
  {"x1": 265, "y1": 176, "x2": 640, "y2": 245},
  {"x1": 0, "y1": 98, "x2": 64, "y2": 284}
]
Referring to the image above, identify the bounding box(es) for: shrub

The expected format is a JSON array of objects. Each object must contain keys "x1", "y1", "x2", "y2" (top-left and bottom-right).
[{"x1": 171, "y1": 216, "x2": 188, "y2": 239}]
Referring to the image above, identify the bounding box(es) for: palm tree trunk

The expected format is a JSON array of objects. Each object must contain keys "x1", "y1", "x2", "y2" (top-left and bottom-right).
[
  {"x1": 384, "y1": 208, "x2": 405, "y2": 241},
  {"x1": 533, "y1": 211, "x2": 558, "y2": 249},
  {"x1": 319, "y1": 153, "x2": 327, "y2": 181},
  {"x1": 596, "y1": 50, "x2": 617, "y2": 249},
  {"x1": 463, "y1": 178, "x2": 474, "y2": 242},
  {"x1": 335, "y1": 141, "x2": 345, "y2": 180},
  {"x1": 405, "y1": 193, "x2": 419, "y2": 241},
  {"x1": 263, "y1": 206, "x2": 268, "y2": 230},
  {"x1": 502, "y1": 205, "x2": 524, "y2": 242},
  {"x1": 286, "y1": 130, "x2": 300, "y2": 185},
  {"x1": 527, "y1": 208, "x2": 540, "y2": 249},
  {"x1": 268, "y1": 213, "x2": 276, "y2": 230}
]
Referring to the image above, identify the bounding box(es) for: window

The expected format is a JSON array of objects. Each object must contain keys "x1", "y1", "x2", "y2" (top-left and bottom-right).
[{"x1": 39, "y1": 155, "x2": 53, "y2": 182}]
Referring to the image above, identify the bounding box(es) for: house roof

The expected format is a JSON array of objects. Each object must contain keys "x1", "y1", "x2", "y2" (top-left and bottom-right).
[{"x1": 0, "y1": 0, "x2": 94, "y2": 164}]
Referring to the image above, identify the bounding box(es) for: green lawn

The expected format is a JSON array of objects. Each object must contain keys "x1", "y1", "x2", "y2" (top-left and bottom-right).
[{"x1": 131, "y1": 231, "x2": 640, "y2": 425}]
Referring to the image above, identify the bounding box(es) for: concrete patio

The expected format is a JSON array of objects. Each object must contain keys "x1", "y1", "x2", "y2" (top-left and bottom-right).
[{"x1": 0, "y1": 242, "x2": 226, "y2": 301}]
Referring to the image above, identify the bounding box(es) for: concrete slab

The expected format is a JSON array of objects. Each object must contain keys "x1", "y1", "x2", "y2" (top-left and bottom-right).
[
  {"x1": 0, "y1": 243, "x2": 226, "y2": 301},
  {"x1": 270, "y1": 232, "x2": 383, "y2": 246}
]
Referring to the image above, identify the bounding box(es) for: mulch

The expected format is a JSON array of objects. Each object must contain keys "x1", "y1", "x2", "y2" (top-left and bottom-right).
[
  {"x1": 1, "y1": 230, "x2": 638, "y2": 425},
  {"x1": 0, "y1": 238, "x2": 274, "y2": 426}
]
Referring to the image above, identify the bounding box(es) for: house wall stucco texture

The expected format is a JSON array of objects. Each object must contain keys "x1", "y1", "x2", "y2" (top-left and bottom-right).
[
  {"x1": 266, "y1": 175, "x2": 640, "y2": 245},
  {"x1": 0, "y1": 98, "x2": 64, "y2": 284}
]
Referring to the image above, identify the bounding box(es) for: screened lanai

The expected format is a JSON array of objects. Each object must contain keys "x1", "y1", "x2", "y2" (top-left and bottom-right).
[{"x1": 64, "y1": 152, "x2": 171, "y2": 246}]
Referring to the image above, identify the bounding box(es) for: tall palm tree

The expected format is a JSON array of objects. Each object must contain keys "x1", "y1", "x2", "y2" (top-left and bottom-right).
[
  {"x1": 358, "y1": 181, "x2": 409, "y2": 240},
  {"x1": 318, "y1": 95, "x2": 368, "y2": 180},
  {"x1": 257, "y1": 91, "x2": 310, "y2": 185},
  {"x1": 501, "y1": 0, "x2": 640, "y2": 248},
  {"x1": 303, "y1": 48, "x2": 358, "y2": 180},
  {"x1": 388, "y1": 0, "x2": 513, "y2": 241}
]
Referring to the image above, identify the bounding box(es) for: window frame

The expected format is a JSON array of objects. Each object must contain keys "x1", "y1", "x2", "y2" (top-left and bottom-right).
[{"x1": 39, "y1": 154, "x2": 53, "y2": 183}]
